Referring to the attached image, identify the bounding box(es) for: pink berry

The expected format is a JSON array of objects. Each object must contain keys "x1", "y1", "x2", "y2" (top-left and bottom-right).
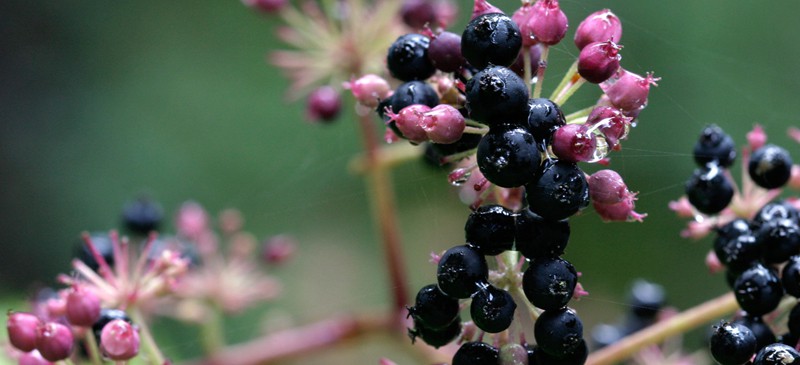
[
  {"x1": 552, "y1": 124, "x2": 596, "y2": 162},
  {"x1": 261, "y1": 234, "x2": 297, "y2": 265},
  {"x1": 386, "y1": 104, "x2": 431, "y2": 144},
  {"x1": 7, "y1": 312, "x2": 41, "y2": 352},
  {"x1": 420, "y1": 104, "x2": 465, "y2": 144},
  {"x1": 65, "y1": 285, "x2": 101, "y2": 327},
  {"x1": 243, "y1": 0, "x2": 287, "y2": 13},
  {"x1": 345, "y1": 74, "x2": 391, "y2": 108},
  {"x1": 306, "y1": 86, "x2": 341, "y2": 123},
  {"x1": 574, "y1": 9, "x2": 622, "y2": 50},
  {"x1": 578, "y1": 40, "x2": 622, "y2": 84},
  {"x1": 526, "y1": 0, "x2": 568, "y2": 46},
  {"x1": 18, "y1": 350, "x2": 53, "y2": 365},
  {"x1": 100, "y1": 319, "x2": 140, "y2": 361},
  {"x1": 586, "y1": 106, "x2": 631, "y2": 147},
  {"x1": 601, "y1": 69, "x2": 660, "y2": 114},
  {"x1": 35, "y1": 322, "x2": 74, "y2": 362},
  {"x1": 512, "y1": 3, "x2": 536, "y2": 47},
  {"x1": 588, "y1": 169, "x2": 632, "y2": 204},
  {"x1": 471, "y1": 0, "x2": 503, "y2": 20},
  {"x1": 592, "y1": 198, "x2": 646, "y2": 222},
  {"x1": 400, "y1": 0, "x2": 438, "y2": 29}
]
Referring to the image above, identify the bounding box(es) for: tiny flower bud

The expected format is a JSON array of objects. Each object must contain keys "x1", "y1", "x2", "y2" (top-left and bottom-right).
[
  {"x1": 578, "y1": 40, "x2": 622, "y2": 84},
  {"x1": 668, "y1": 196, "x2": 696, "y2": 218},
  {"x1": 747, "y1": 124, "x2": 767, "y2": 151},
  {"x1": 400, "y1": 0, "x2": 437, "y2": 29},
  {"x1": 7, "y1": 312, "x2": 41, "y2": 352},
  {"x1": 65, "y1": 285, "x2": 101, "y2": 327},
  {"x1": 420, "y1": 104, "x2": 465, "y2": 144},
  {"x1": 242, "y1": 0, "x2": 287, "y2": 13},
  {"x1": 345, "y1": 74, "x2": 391, "y2": 108},
  {"x1": 574, "y1": 9, "x2": 622, "y2": 50},
  {"x1": 512, "y1": 3, "x2": 536, "y2": 47},
  {"x1": 18, "y1": 350, "x2": 54, "y2": 365},
  {"x1": 552, "y1": 124, "x2": 597, "y2": 162},
  {"x1": 592, "y1": 198, "x2": 646, "y2": 222},
  {"x1": 471, "y1": 0, "x2": 503, "y2": 20},
  {"x1": 386, "y1": 104, "x2": 431, "y2": 144},
  {"x1": 705, "y1": 250, "x2": 724, "y2": 274},
  {"x1": 176, "y1": 201, "x2": 209, "y2": 238},
  {"x1": 35, "y1": 322, "x2": 74, "y2": 362},
  {"x1": 588, "y1": 169, "x2": 635, "y2": 205},
  {"x1": 306, "y1": 86, "x2": 342, "y2": 123},
  {"x1": 586, "y1": 106, "x2": 631, "y2": 147},
  {"x1": 100, "y1": 319, "x2": 140, "y2": 361},
  {"x1": 526, "y1": 0, "x2": 568, "y2": 46},
  {"x1": 261, "y1": 234, "x2": 297, "y2": 265},
  {"x1": 601, "y1": 69, "x2": 660, "y2": 115},
  {"x1": 427, "y1": 31, "x2": 465, "y2": 73}
]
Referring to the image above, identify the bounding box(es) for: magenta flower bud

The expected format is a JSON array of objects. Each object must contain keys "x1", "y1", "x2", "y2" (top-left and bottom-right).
[
  {"x1": 508, "y1": 44, "x2": 542, "y2": 79},
  {"x1": 588, "y1": 169, "x2": 631, "y2": 204},
  {"x1": 471, "y1": 0, "x2": 503, "y2": 20},
  {"x1": 35, "y1": 322, "x2": 74, "y2": 362},
  {"x1": 586, "y1": 105, "x2": 631, "y2": 147},
  {"x1": 512, "y1": 3, "x2": 536, "y2": 47},
  {"x1": 242, "y1": 0, "x2": 287, "y2": 14},
  {"x1": 601, "y1": 69, "x2": 660, "y2": 114},
  {"x1": 526, "y1": 0, "x2": 568, "y2": 46},
  {"x1": 400, "y1": 0, "x2": 438, "y2": 29},
  {"x1": 386, "y1": 104, "x2": 431, "y2": 144},
  {"x1": 100, "y1": 319, "x2": 140, "y2": 361},
  {"x1": 552, "y1": 124, "x2": 596, "y2": 162},
  {"x1": 176, "y1": 201, "x2": 209, "y2": 238},
  {"x1": 345, "y1": 74, "x2": 391, "y2": 108},
  {"x1": 747, "y1": 124, "x2": 767, "y2": 151},
  {"x1": 420, "y1": 104, "x2": 465, "y2": 144},
  {"x1": 18, "y1": 350, "x2": 54, "y2": 365},
  {"x1": 65, "y1": 285, "x2": 101, "y2": 327},
  {"x1": 306, "y1": 86, "x2": 341, "y2": 123},
  {"x1": 7, "y1": 312, "x2": 41, "y2": 352},
  {"x1": 428, "y1": 31, "x2": 465, "y2": 73},
  {"x1": 578, "y1": 40, "x2": 622, "y2": 84},
  {"x1": 592, "y1": 198, "x2": 646, "y2": 222},
  {"x1": 261, "y1": 234, "x2": 296, "y2": 265},
  {"x1": 574, "y1": 9, "x2": 622, "y2": 50}
]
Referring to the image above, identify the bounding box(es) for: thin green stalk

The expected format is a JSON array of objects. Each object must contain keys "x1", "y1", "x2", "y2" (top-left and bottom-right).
[
  {"x1": 532, "y1": 45, "x2": 549, "y2": 99},
  {"x1": 523, "y1": 46, "x2": 533, "y2": 96},
  {"x1": 552, "y1": 77, "x2": 586, "y2": 106},
  {"x1": 84, "y1": 331, "x2": 103, "y2": 365},
  {"x1": 200, "y1": 305, "x2": 226, "y2": 356},
  {"x1": 550, "y1": 59, "x2": 578, "y2": 101},
  {"x1": 564, "y1": 105, "x2": 595, "y2": 123},
  {"x1": 129, "y1": 307, "x2": 166, "y2": 365}
]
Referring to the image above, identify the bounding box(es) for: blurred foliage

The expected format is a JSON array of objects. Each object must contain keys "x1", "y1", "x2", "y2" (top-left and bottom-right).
[{"x1": 2, "y1": 0, "x2": 800, "y2": 363}]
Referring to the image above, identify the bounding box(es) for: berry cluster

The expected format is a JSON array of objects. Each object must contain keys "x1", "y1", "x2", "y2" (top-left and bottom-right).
[{"x1": 674, "y1": 125, "x2": 800, "y2": 364}]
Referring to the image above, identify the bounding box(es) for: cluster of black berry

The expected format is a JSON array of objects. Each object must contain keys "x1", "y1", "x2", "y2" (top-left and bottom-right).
[{"x1": 681, "y1": 125, "x2": 800, "y2": 364}]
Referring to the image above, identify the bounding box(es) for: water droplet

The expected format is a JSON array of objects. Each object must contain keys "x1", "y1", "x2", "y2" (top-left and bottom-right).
[{"x1": 448, "y1": 168, "x2": 472, "y2": 186}]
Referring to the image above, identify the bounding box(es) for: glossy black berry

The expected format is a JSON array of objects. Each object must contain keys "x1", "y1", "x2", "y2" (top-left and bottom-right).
[
  {"x1": 76, "y1": 233, "x2": 115, "y2": 272},
  {"x1": 381, "y1": 80, "x2": 440, "y2": 116},
  {"x1": 591, "y1": 324, "x2": 623, "y2": 348},
  {"x1": 685, "y1": 165, "x2": 734, "y2": 215},
  {"x1": 526, "y1": 98, "x2": 566, "y2": 146},
  {"x1": 470, "y1": 285, "x2": 516, "y2": 333},
  {"x1": 465, "y1": 204, "x2": 516, "y2": 255},
  {"x1": 477, "y1": 124, "x2": 540, "y2": 188},
  {"x1": 387, "y1": 33, "x2": 436, "y2": 82},
  {"x1": 522, "y1": 257, "x2": 577, "y2": 311},
  {"x1": 525, "y1": 159, "x2": 590, "y2": 221},
  {"x1": 92, "y1": 309, "x2": 132, "y2": 344},
  {"x1": 709, "y1": 321, "x2": 757, "y2": 365},
  {"x1": 783, "y1": 256, "x2": 800, "y2": 298},
  {"x1": 437, "y1": 245, "x2": 489, "y2": 299},
  {"x1": 534, "y1": 307, "x2": 584, "y2": 359},
  {"x1": 122, "y1": 196, "x2": 163, "y2": 235},
  {"x1": 461, "y1": 13, "x2": 522, "y2": 69},
  {"x1": 428, "y1": 31, "x2": 465, "y2": 73},
  {"x1": 757, "y1": 217, "x2": 800, "y2": 264},
  {"x1": 407, "y1": 284, "x2": 460, "y2": 330},
  {"x1": 514, "y1": 208, "x2": 570, "y2": 259},
  {"x1": 408, "y1": 317, "x2": 461, "y2": 348},
  {"x1": 693, "y1": 124, "x2": 736, "y2": 168},
  {"x1": 752, "y1": 201, "x2": 800, "y2": 230},
  {"x1": 749, "y1": 144, "x2": 793, "y2": 189},
  {"x1": 534, "y1": 339, "x2": 588, "y2": 365},
  {"x1": 753, "y1": 343, "x2": 800, "y2": 365},
  {"x1": 465, "y1": 66, "x2": 529, "y2": 124},
  {"x1": 714, "y1": 219, "x2": 760, "y2": 271},
  {"x1": 452, "y1": 341, "x2": 499, "y2": 365},
  {"x1": 425, "y1": 133, "x2": 483, "y2": 166},
  {"x1": 789, "y1": 303, "x2": 800, "y2": 337},
  {"x1": 733, "y1": 314, "x2": 776, "y2": 353},
  {"x1": 733, "y1": 263, "x2": 783, "y2": 316},
  {"x1": 628, "y1": 279, "x2": 666, "y2": 320}
]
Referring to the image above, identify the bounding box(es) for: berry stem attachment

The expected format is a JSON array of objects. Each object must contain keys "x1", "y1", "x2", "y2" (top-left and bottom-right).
[
  {"x1": 564, "y1": 105, "x2": 595, "y2": 123},
  {"x1": 552, "y1": 73, "x2": 586, "y2": 106},
  {"x1": 463, "y1": 126, "x2": 489, "y2": 135},
  {"x1": 586, "y1": 292, "x2": 741, "y2": 365},
  {"x1": 532, "y1": 45, "x2": 549, "y2": 99},
  {"x1": 523, "y1": 46, "x2": 533, "y2": 95},
  {"x1": 550, "y1": 59, "x2": 578, "y2": 102},
  {"x1": 129, "y1": 307, "x2": 166, "y2": 365},
  {"x1": 440, "y1": 148, "x2": 479, "y2": 165},
  {"x1": 84, "y1": 331, "x2": 103, "y2": 365}
]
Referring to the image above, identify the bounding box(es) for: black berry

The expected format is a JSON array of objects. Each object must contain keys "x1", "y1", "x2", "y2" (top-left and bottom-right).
[
  {"x1": 685, "y1": 165, "x2": 734, "y2": 215},
  {"x1": 534, "y1": 307, "x2": 584, "y2": 359},
  {"x1": 122, "y1": 196, "x2": 163, "y2": 235},
  {"x1": 470, "y1": 285, "x2": 516, "y2": 333},
  {"x1": 428, "y1": 31, "x2": 465, "y2": 73},
  {"x1": 693, "y1": 124, "x2": 736, "y2": 168},
  {"x1": 461, "y1": 13, "x2": 522, "y2": 69},
  {"x1": 408, "y1": 317, "x2": 462, "y2": 348},
  {"x1": 714, "y1": 220, "x2": 760, "y2": 271},
  {"x1": 92, "y1": 308, "x2": 132, "y2": 345},
  {"x1": 783, "y1": 256, "x2": 800, "y2": 298},
  {"x1": 789, "y1": 303, "x2": 800, "y2": 337},
  {"x1": 465, "y1": 66, "x2": 529, "y2": 124},
  {"x1": 452, "y1": 341, "x2": 499, "y2": 365},
  {"x1": 437, "y1": 245, "x2": 489, "y2": 299},
  {"x1": 525, "y1": 159, "x2": 590, "y2": 221},
  {"x1": 752, "y1": 201, "x2": 799, "y2": 230},
  {"x1": 407, "y1": 284, "x2": 460, "y2": 330},
  {"x1": 733, "y1": 314, "x2": 776, "y2": 353},
  {"x1": 709, "y1": 321, "x2": 757, "y2": 365},
  {"x1": 514, "y1": 208, "x2": 570, "y2": 259},
  {"x1": 522, "y1": 257, "x2": 577, "y2": 311},
  {"x1": 387, "y1": 33, "x2": 436, "y2": 82},
  {"x1": 477, "y1": 124, "x2": 540, "y2": 188},
  {"x1": 534, "y1": 339, "x2": 588, "y2": 365},
  {"x1": 749, "y1": 144, "x2": 793, "y2": 189},
  {"x1": 465, "y1": 204, "x2": 516, "y2": 255},
  {"x1": 526, "y1": 98, "x2": 566, "y2": 146},
  {"x1": 628, "y1": 279, "x2": 666, "y2": 320},
  {"x1": 753, "y1": 343, "x2": 800, "y2": 365},
  {"x1": 733, "y1": 263, "x2": 783, "y2": 316},
  {"x1": 757, "y1": 217, "x2": 800, "y2": 264}
]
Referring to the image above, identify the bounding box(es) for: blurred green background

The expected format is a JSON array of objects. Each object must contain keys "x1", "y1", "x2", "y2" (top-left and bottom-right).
[{"x1": 3, "y1": 0, "x2": 800, "y2": 363}]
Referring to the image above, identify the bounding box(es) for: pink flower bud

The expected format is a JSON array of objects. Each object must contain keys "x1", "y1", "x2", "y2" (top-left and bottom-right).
[
  {"x1": 306, "y1": 86, "x2": 341, "y2": 123},
  {"x1": 552, "y1": 124, "x2": 596, "y2": 162},
  {"x1": 176, "y1": 201, "x2": 209, "y2": 238},
  {"x1": 574, "y1": 9, "x2": 622, "y2": 50},
  {"x1": 747, "y1": 124, "x2": 767, "y2": 151},
  {"x1": 512, "y1": 3, "x2": 536, "y2": 47},
  {"x1": 790, "y1": 165, "x2": 800, "y2": 190},
  {"x1": 65, "y1": 286, "x2": 101, "y2": 327},
  {"x1": 586, "y1": 106, "x2": 631, "y2": 147},
  {"x1": 526, "y1": 0, "x2": 568, "y2": 46},
  {"x1": 400, "y1": 0, "x2": 437, "y2": 29},
  {"x1": 705, "y1": 250, "x2": 724, "y2": 274},
  {"x1": 433, "y1": 0, "x2": 457, "y2": 28},
  {"x1": 386, "y1": 104, "x2": 431, "y2": 144},
  {"x1": 578, "y1": 40, "x2": 622, "y2": 84},
  {"x1": 7, "y1": 312, "x2": 41, "y2": 352},
  {"x1": 601, "y1": 69, "x2": 660, "y2": 114},
  {"x1": 18, "y1": 350, "x2": 54, "y2": 365},
  {"x1": 592, "y1": 198, "x2": 646, "y2": 222},
  {"x1": 100, "y1": 319, "x2": 140, "y2": 361},
  {"x1": 588, "y1": 169, "x2": 633, "y2": 204},
  {"x1": 471, "y1": 0, "x2": 503, "y2": 20},
  {"x1": 261, "y1": 234, "x2": 297, "y2": 265},
  {"x1": 668, "y1": 197, "x2": 696, "y2": 218},
  {"x1": 420, "y1": 104, "x2": 465, "y2": 144},
  {"x1": 345, "y1": 74, "x2": 391, "y2": 108},
  {"x1": 35, "y1": 322, "x2": 74, "y2": 362},
  {"x1": 242, "y1": 0, "x2": 287, "y2": 13}
]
